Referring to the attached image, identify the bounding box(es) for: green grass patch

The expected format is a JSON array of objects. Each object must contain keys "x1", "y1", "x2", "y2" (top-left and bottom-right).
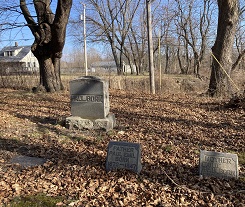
[
  {"x1": 8, "y1": 194, "x2": 65, "y2": 207},
  {"x1": 71, "y1": 135, "x2": 86, "y2": 142},
  {"x1": 228, "y1": 151, "x2": 245, "y2": 182},
  {"x1": 164, "y1": 145, "x2": 172, "y2": 153},
  {"x1": 238, "y1": 152, "x2": 245, "y2": 165},
  {"x1": 106, "y1": 130, "x2": 116, "y2": 137},
  {"x1": 227, "y1": 151, "x2": 245, "y2": 166}
]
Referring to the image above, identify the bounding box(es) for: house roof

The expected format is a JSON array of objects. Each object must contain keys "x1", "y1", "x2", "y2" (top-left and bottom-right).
[
  {"x1": 0, "y1": 45, "x2": 32, "y2": 63},
  {"x1": 90, "y1": 61, "x2": 117, "y2": 68}
]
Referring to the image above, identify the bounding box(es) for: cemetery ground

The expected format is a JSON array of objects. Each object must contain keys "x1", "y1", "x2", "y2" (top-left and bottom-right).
[{"x1": 0, "y1": 85, "x2": 244, "y2": 206}]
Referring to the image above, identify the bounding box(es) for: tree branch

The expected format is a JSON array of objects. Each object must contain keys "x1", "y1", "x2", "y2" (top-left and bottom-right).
[
  {"x1": 20, "y1": 0, "x2": 38, "y2": 36},
  {"x1": 231, "y1": 49, "x2": 245, "y2": 71},
  {"x1": 52, "y1": 0, "x2": 72, "y2": 55}
]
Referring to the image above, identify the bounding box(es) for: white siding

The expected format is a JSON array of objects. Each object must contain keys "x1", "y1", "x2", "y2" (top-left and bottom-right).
[{"x1": 21, "y1": 51, "x2": 39, "y2": 72}]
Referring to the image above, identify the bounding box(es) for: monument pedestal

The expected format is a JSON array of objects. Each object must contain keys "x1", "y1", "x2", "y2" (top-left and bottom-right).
[{"x1": 66, "y1": 113, "x2": 116, "y2": 131}]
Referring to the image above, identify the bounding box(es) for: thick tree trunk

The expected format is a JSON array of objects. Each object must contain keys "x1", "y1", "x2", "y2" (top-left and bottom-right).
[
  {"x1": 208, "y1": 0, "x2": 239, "y2": 96},
  {"x1": 35, "y1": 56, "x2": 63, "y2": 92},
  {"x1": 20, "y1": 0, "x2": 72, "y2": 92}
]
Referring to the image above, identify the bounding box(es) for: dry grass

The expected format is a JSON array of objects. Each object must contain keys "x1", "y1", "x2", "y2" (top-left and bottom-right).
[{"x1": 0, "y1": 69, "x2": 244, "y2": 96}]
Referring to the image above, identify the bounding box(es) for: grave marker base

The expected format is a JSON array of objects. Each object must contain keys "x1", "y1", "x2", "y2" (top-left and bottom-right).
[{"x1": 66, "y1": 113, "x2": 116, "y2": 131}]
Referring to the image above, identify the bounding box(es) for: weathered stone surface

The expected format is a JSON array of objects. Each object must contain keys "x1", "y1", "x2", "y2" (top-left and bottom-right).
[
  {"x1": 106, "y1": 141, "x2": 142, "y2": 174},
  {"x1": 66, "y1": 113, "x2": 116, "y2": 131},
  {"x1": 67, "y1": 76, "x2": 115, "y2": 131},
  {"x1": 66, "y1": 116, "x2": 94, "y2": 130},
  {"x1": 199, "y1": 150, "x2": 239, "y2": 179},
  {"x1": 94, "y1": 113, "x2": 116, "y2": 130},
  {"x1": 11, "y1": 156, "x2": 47, "y2": 168},
  {"x1": 70, "y1": 76, "x2": 109, "y2": 119}
]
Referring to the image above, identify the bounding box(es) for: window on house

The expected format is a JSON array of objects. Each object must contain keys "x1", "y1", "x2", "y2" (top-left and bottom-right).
[
  {"x1": 27, "y1": 62, "x2": 31, "y2": 67},
  {"x1": 4, "y1": 51, "x2": 13, "y2": 56},
  {"x1": 33, "y1": 62, "x2": 36, "y2": 67}
]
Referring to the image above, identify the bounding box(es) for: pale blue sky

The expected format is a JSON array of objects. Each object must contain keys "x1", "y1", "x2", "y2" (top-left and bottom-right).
[
  {"x1": 0, "y1": 0, "x2": 81, "y2": 54},
  {"x1": 1, "y1": 0, "x2": 244, "y2": 59}
]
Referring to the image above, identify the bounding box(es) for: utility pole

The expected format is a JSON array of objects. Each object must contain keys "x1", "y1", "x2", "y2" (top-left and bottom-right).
[
  {"x1": 81, "y1": 3, "x2": 88, "y2": 76},
  {"x1": 146, "y1": 0, "x2": 155, "y2": 94}
]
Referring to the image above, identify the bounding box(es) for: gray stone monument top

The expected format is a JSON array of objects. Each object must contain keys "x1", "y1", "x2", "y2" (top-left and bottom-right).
[
  {"x1": 70, "y1": 76, "x2": 109, "y2": 119},
  {"x1": 199, "y1": 150, "x2": 239, "y2": 179},
  {"x1": 67, "y1": 76, "x2": 115, "y2": 131},
  {"x1": 106, "y1": 141, "x2": 142, "y2": 174}
]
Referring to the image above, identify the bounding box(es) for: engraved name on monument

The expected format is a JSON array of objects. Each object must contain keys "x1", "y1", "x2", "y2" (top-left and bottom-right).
[
  {"x1": 199, "y1": 150, "x2": 239, "y2": 179},
  {"x1": 106, "y1": 141, "x2": 142, "y2": 174}
]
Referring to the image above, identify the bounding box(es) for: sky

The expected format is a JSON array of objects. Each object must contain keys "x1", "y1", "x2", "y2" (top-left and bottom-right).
[
  {"x1": 0, "y1": 0, "x2": 82, "y2": 55},
  {"x1": 1, "y1": 0, "x2": 244, "y2": 60}
]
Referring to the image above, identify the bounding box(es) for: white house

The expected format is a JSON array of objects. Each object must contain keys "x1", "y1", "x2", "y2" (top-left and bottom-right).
[
  {"x1": 90, "y1": 61, "x2": 136, "y2": 74},
  {"x1": 0, "y1": 43, "x2": 39, "y2": 75}
]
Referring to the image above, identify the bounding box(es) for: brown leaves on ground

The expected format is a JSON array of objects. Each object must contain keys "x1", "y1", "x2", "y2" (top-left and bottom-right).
[
  {"x1": 226, "y1": 93, "x2": 245, "y2": 109},
  {"x1": 0, "y1": 88, "x2": 244, "y2": 206}
]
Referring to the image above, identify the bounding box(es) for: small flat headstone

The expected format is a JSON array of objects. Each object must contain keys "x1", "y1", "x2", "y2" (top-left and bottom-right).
[
  {"x1": 199, "y1": 150, "x2": 239, "y2": 179},
  {"x1": 106, "y1": 141, "x2": 142, "y2": 174},
  {"x1": 11, "y1": 155, "x2": 47, "y2": 168}
]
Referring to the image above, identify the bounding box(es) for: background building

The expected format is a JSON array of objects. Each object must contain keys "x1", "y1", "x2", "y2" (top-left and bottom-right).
[{"x1": 0, "y1": 42, "x2": 39, "y2": 75}]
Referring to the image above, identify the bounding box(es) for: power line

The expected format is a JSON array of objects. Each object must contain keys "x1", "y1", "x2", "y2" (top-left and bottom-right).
[{"x1": 0, "y1": 38, "x2": 33, "y2": 42}]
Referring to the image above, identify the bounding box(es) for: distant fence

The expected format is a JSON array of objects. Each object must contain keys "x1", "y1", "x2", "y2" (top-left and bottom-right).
[
  {"x1": 0, "y1": 74, "x2": 39, "y2": 90},
  {"x1": 0, "y1": 70, "x2": 245, "y2": 94},
  {"x1": 0, "y1": 73, "x2": 213, "y2": 94}
]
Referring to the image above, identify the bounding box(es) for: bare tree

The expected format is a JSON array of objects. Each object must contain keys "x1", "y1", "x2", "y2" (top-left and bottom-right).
[
  {"x1": 175, "y1": 0, "x2": 213, "y2": 77},
  {"x1": 160, "y1": 0, "x2": 176, "y2": 74},
  {"x1": 0, "y1": 1, "x2": 22, "y2": 35},
  {"x1": 80, "y1": 0, "x2": 141, "y2": 75},
  {"x1": 232, "y1": 4, "x2": 245, "y2": 71},
  {"x1": 20, "y1": 0, "x2": 72, "y2": 92},
  {"x1": 124, "y1": 4, "x2": 148, "y2": 75}
]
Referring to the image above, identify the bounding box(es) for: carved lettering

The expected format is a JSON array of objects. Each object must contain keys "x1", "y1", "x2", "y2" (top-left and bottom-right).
[
  {"x1": 204, "y1": 156, "x2": 232, "y2": 164},
  {"x1": 106, "y1": 141, "x2": 142, "y2": 173},
  {"x1": 71, "y1": 95, "x2": 103, "y2": 103},
  {"x1": 199, "y1": 150, "x2": 239, "y2": 179}
]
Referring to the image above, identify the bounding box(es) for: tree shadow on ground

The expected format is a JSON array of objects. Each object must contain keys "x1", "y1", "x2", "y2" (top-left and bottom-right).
[{"x1": 1, "y1": 89, "x2": 244, "y2": 203}]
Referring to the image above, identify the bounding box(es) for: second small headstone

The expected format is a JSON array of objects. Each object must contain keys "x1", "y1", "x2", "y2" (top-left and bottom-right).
[{"x1": 199, "y1": 150, "x2": 239, "y2": 179}]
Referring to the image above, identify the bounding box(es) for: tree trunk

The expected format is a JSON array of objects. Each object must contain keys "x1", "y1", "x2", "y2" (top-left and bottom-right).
[
  {"x1": 36, "y1": 55, "x2": 63, "y2": 92},
  {"x1": 165, "y1": 45, "x2": 169, "y2": 74},
  {"x1": 208, "y1": 0, "x2": 239, "y2": 96},
  {"x1": 20, "y1": 0, "x2": 72, "y2": 92},
  {"x1": 146, "y1": 0, "x2": 155, "y2": 94}
]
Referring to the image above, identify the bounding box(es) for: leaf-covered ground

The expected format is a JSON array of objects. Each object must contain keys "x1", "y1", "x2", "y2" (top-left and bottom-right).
[{"x1": 0, "y1": 88, "x2": 244, "y2": 206}]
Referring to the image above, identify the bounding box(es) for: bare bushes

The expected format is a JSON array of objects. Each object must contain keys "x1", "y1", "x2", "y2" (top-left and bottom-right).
[
  {"x1": 226, "y1": 93, "x2": 245, "y2": 109},
  {"x1": 107, "y1": 75, "x2": 207, "y2": 94},
  {"x1": 0, "y1": 73, "x2": 211, "y2": 95},
  {"x1": 0, "y1": 74, "x2": 39, "y2": 90}
]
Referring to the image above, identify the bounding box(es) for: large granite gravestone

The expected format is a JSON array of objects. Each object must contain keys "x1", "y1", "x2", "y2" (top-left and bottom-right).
[
  {"x1": 106, "y1": 141, "x2": 142, "y2": 174},
  {"x1": 199, "y1": 150, "x2": 239, "y2": 179},
  {"x1": 66, "y1": 76, "x2": 116, "y2": 131}
]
